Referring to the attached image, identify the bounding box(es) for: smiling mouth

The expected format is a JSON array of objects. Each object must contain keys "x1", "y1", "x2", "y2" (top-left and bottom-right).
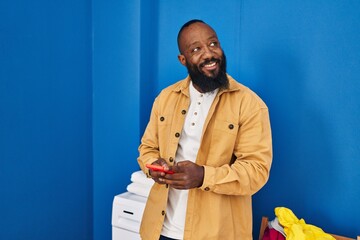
[{"x1": 201, "y1": 59, "x2": 219, "y2": 71}]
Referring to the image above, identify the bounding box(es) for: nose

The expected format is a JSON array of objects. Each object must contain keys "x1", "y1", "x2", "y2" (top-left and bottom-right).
[{"x1": 201, "y1": 45, "x2": 214, "y2": 59}]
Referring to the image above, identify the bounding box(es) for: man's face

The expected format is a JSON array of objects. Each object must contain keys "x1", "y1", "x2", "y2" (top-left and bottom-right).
[{"x1": 178, "y1": 22, "x2": 228, "y2": 92}]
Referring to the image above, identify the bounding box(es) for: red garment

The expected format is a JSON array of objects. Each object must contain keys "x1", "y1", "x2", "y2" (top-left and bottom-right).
[{"x1": 262, "y1": 227, "x2": 286, "y2": 240}]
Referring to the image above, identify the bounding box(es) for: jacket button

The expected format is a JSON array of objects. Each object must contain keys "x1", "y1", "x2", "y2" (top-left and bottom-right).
[
  {"x1": 175, "y1": 132, "x2": 180, "y2": 138},
  {"x1": 181, "y1": 110, "x2": 187, "y2": 115},
  {"x1": 169, "y1": 157, "x2": 174, "y2": 162},
  {"x1": 160, "y1": 116, "x2": 165, "y2": 121},
  {"x1": 228, "y1": 124, "x2": 234, "y2": 129},
  {"x1": 204, "y1": 187, "x2": 210, "y2": 191},
  {"x1": 161, "y1": 210, "x2": 165, "y2": 216}
]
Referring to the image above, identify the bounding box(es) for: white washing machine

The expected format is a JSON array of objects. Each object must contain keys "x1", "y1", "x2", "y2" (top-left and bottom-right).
[{"x1": 112, "y1": 192, "x2": 147, "y2": 240}]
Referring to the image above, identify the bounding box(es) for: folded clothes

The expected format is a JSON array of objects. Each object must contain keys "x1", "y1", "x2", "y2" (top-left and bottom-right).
[
  {"x1": 127, "y1": 182, "x2": 153, "y2": 198},
  {"x1": 131, "y1": 170, "x2": 155, "y2": 186}
]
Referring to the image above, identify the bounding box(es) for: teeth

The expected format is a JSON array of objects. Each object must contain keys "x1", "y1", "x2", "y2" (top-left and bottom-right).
[{"x1": 205, "y1": 62, "x2": 216, "y2": 67}]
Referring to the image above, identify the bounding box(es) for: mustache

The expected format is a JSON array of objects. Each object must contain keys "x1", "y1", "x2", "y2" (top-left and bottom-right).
[
  {"x1": 199, "y1": 58, "x2": 221, "y2": 68},
  {"x1": 186, "y1": 52, "x2": 228, "y2": 93}
]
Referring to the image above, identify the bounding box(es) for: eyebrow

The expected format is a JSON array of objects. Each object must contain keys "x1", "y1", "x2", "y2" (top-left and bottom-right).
[
  {"x1": 187, "y1": 41, "x2": 200, "y2": 50},
  {"x1": 186, "y1": 35, "x2": 218, "y2": 50}
]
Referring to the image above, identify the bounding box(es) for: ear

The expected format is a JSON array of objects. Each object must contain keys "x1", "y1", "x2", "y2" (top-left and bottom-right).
[{"x1": 178, "y1": 54, "x2": 187, "y2": 66}]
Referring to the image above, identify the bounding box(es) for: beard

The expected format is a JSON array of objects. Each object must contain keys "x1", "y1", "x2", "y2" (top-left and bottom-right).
[{"x1": 186, "y1": 52, "x2": 229, "y2": 93}]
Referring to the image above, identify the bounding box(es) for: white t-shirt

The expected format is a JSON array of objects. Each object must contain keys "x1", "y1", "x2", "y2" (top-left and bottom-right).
[{"x1": 161, "y1": 83, "x2": 218, "y2": 239}]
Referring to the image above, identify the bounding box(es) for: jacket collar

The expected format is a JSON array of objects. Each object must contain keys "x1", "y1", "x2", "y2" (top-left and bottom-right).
[{"x1": 172, "y1": 74, "x2": 241, "y2": 96}]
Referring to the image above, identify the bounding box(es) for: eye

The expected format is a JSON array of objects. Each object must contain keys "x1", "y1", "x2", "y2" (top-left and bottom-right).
[
  {"x1": 209, "y1": 41, "x2": 218, "y2": 47},
  {"x1": 192, "y1": 47, "x2": 200, "y2": 53}
]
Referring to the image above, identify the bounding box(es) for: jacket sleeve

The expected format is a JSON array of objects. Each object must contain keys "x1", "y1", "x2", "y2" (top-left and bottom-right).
[
  {"x1": 200, "y1": 101, "x2": 273, "y2": 196},
  {"x1": 137, "y1": 97, "x2": 161, "y2": 176}
]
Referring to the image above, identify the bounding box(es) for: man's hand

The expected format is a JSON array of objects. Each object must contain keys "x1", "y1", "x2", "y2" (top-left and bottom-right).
[
  {"x1": 160, "y1": 160, "x2": 204, "y2": 190},
  {"x1": 148, "y1": 158, "x2": 171, "y2": 185}
]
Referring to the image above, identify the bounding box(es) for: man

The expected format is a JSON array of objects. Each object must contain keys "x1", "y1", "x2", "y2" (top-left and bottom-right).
[{"x1": 137, "y1": 19, "x2": 272, "y2": 240}]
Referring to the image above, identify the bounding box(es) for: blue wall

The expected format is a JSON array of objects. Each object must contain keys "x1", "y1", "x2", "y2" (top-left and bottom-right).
[
  {"x1": 0, "y1": 0, "x2": 92, "y2": 239},
  {"x1": 242, "y1": 1, "x2": 360, "y2": 237},
  {"x1": 153, "y1": 0, "x2": 360, "y2": 238},
  {"x1": 1, "y1": 0, "x2": 359, "y2": 239},
  {"x1": 92, "y1": 0, "x2": 141, "y2": 239}
]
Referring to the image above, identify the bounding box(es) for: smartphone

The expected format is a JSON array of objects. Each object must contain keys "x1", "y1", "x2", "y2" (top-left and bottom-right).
[{"x1": 146, "y1": 164, "x2": 174, "y2": 174}]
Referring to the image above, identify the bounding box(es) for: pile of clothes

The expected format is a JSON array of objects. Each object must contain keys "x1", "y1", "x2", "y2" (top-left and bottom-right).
[
  {"x1": 263, "y1": 207, "x2": 335, "y2": 240},
  {"x1": 126, "y1": 170, "x2": 154, "y2": 197}
]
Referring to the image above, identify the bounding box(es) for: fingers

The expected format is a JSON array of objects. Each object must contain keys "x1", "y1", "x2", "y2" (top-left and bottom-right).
[
  {"x1": 149, "y1": 158, "x2": 169, "y2": 184},
  {"x1": 148, "y1": 160, "x2": 203, "y2": 189},
  {"x1": 152, "y1": 158, "x2": 171, "y2": 172},
  {"x1": 165, "y1": 161, "x2": 204, "y2": 189},
  {"x1": 156, "y1": 172, "x2": 190, "y2": 189}
]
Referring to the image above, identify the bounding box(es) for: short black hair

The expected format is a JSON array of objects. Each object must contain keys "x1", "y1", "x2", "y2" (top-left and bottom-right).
[{"x1": 177, "y1": 19, "x2": 206, "y2": 53}]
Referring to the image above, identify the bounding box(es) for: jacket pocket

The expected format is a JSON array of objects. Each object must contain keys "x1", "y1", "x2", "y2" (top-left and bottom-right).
[
  {"x1": 206, "y1": 119, "x2": 239, "y2": 165},
  {"x1": 213, "y1": 119, "x2": 239, "y2": 135}
]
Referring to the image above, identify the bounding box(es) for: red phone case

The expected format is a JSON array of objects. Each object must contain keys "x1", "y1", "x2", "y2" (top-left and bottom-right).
[{"x1": 146, "y1": 164, "x2": 174, "y2": 174}]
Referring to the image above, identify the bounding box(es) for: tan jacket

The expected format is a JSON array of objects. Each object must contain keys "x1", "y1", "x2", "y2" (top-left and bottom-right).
[{"x1": 138, "y1": 75, "x2": 272, "y2": 240}]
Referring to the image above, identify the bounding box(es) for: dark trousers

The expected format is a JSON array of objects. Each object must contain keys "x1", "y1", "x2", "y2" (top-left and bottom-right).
[{"x1": 159, "y1": 235, "x2": 180, "y2": 240}]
